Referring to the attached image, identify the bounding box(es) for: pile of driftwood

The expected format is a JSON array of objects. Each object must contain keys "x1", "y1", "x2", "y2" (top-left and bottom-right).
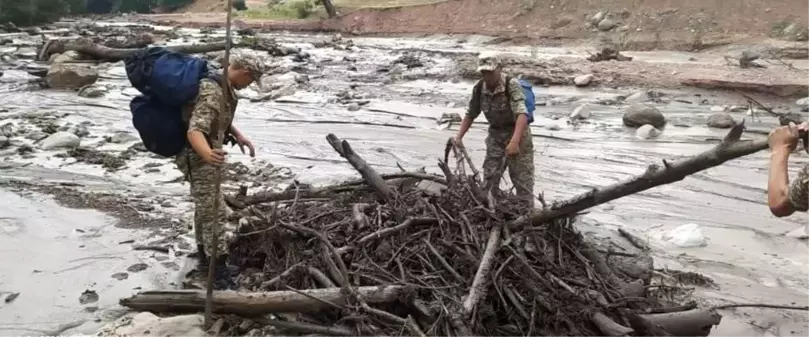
[{"x1": 119, "y1": 124, "x2": 779, "y2": 336}]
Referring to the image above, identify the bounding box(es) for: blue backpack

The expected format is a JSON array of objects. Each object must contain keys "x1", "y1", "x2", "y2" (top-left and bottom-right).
[
  {"x1": 474, "y1": 76, "x2": 536, "y2": 123},
  {"x1": 124, "y1": 47, "x2": 219, "y2": 157}
]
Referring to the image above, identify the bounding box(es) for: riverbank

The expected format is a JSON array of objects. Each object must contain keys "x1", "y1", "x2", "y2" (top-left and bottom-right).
[{"x1": 0, "y1": 19, "x2": 807, "y2": 336}]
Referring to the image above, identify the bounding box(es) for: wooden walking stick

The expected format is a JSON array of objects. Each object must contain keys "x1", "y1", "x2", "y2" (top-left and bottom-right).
[{"x1": 205, "y1": 0, "x2": 235, "y2": 329}]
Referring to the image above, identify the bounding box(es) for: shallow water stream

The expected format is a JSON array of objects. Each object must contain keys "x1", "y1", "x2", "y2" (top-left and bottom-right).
[{"x1": 0, "y1": 22, "x2": 807, "y2": 335}]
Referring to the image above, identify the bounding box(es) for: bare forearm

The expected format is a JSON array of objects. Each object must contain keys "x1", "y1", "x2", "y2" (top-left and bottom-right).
[
  {"x1": 229, "y1": 125, "x2": 243, "y2": 139},
  {"x1": 456, "y1": 115, "x2": 473, "y2": 139},
  {"x1": 510, "y1": 114, "x2": 528, "y2": 144},
  {"x1": 768, "y1": 148, "x2": 793, "y2": 216},
  {"x1": 187, "y1": 131, "x2": 212, "y2": 156}
]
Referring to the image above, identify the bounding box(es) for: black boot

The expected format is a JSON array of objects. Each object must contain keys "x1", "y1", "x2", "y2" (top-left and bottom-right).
[
  {"x1": 196, "y1": 244, "x2": 209, "y2": 271},
  {"x1": 212, "y1": 254, "x2": 237, "y2": 290}
]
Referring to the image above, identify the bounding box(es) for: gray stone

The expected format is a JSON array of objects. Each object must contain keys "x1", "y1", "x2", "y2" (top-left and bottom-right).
[
  {"x1": 573, "y1": 74, "x2": 594, "y2": 86},
  {"x1": 623, "y1": 104, "x2": 666, "y2": 128},
  {"x1": 624, "y1": 91, "x2": 649, "y2": 103},
  {"x1": 796, "y1": 97, "x2": 809, "y2": 107},
  {"x1": 13, "y1": 47, "x2": 37, "y2": 59},
  {"x1": 51, "y1": 51, "x2": 82, "y2": 64},
  {"x1": 0, "y1": 122, "x2": 12, "y2": 137},
  {"x1": 569, "y1": 104, "x2": 592, "y2": 120},
  {"x1": 107, "y1": 132, "x2": 139, "y2": 144},
  {"x1": 0, "y1": 136, "x2": 8, "y2": 149},
  {"x1": 591, "y1": 11, "x2": 606, "y2": 24},
  {"x1": 635, "y1": 124, "x2": 661, "y2": 139},
  {"x1": 78, "y1": 84, "x2": 107, "y2": 98},
  {"x1": 597, "y1": 18, "x2": 617, "y2": 31},
  {"x1": 706, "y1": 113, "x2": 735, "y2": 129},
  {"x1": 46, "y1": 64, "x2": 99, "y2": 90},
  {"x1": 294, "y1": 73, "x2": 309, "y2": 84},
  {"x1": 346, "y1": 102, "x2": 360, "y2": 111},
  {"x1": 40, "y1": 131, "x2": 80, "y2": 150}
]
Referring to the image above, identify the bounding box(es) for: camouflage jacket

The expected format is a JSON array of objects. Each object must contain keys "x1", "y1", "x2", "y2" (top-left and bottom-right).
[
  {"x1": 466, "y1": 73, "x2": 528, "y2": 133},
  {"x1": 788, "y1": 164, "x2": 809, "y2": 212},
  {"x1": 183, "y1": 78, "x2": 239, "y2": 149}
]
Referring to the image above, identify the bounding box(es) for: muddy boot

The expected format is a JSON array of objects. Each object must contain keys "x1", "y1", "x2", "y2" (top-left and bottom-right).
[
  {"x1": 196, "y1": 244, "x2": 209, "y2": 271},
  {"x1": 212, "y1": 255, "x2": 237, "y2": 290}
]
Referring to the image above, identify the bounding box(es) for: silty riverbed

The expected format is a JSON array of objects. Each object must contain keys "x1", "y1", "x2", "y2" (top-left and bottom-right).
[{"x1": 0, "y1": 21, "x2": 806, "y2": 336}]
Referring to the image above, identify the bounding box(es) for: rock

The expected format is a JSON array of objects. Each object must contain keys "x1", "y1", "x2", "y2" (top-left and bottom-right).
[
  {"x1": 796, "y1": 97, "x2": 809, "y2": 107},
  {"x1": 111, "y1": 272, "x2": 129, "y2": 280},
  {"x1": 597, "y1": 18, "x2": 618, "y2": 31},
  {"x1": 13, "y1": 47, "x2": 37, "y2": 59},
  {"x1": 346, "y1": 102, "x2": 360, "y2": 111},
  {"x1": 662, "y1": 223, "x2": 707, "y2": 247},
  {"x1": 573, "y1": 74, "x2": 594, "y2": 87},
  {"x1": 623, "y1": 104, "x2": 665, "y2": 128},
  {"x1": 79, "y1": 290, "x2": 99, "y2": 304},
  {"x1": 71, "y1": 125, "x2": 90, "y2": 138},
  {"x1": 98, "y1": 312, "x2": 205, "y2": 337},
  {"x1": 25, "y1": 131, "x2": 48, "y2": 141},
  {"x1": 40, "y1": 132, "x2": 80, "y2": 150},
  {"x1": 17, "y1": 144, "x2": 33, "y2": 155},
  {"x1": 591, "y1": 11, "x2": 606, "y2": 25},
  {"x1": 551, "y1": 17, "x2": 572, "y2": 29},
  {"x1": 781, "y1": 23, "x2": 809, "y2": 42},
  {"x1": 0, "y1": 122, "x2": 13, "y2": 137},
  {"x1": 785, "y1": 224, "x2": 809, "y2": 240},
  {"x1": 294, "y1": 73, "x2": 309, "y2": 84},
  {"x1": 709, "y1": 105, "x2": 727, "y2": 112},
  {"x1": 51, "y1": 50, "x2": 82, "y2": 64},
  {"x1": 707, "y1": 113, "x2": 735, "y2": 129},
  {"x1": 127, "y1": 263, "x2": 148, "y2": 273},
  {"x1": 4, "y1": 292, "x2": 19, "y2": 303},
  {"x1": 439, "y1": 112, "x2": 462, "y2": 124},
  {"x1": 569, "y1": 104, "x2": 592, "y2": 120},
  {"x1": 46, "y1": 64, "x2": 99, "y2": 90},
  {"x1": 78, "y1": 84, "x2": 107, "y2": 98},
  {"x1": 0, "y1": 136, "x2": 8, "y2": 149},
  {"x1": 624, "y1": 91, "x2": 649, "y2": 103},
  {"x1": 635, "y1": 124, "x2": 661, "y2": 139},
  {"x1": 106, "y1": 131, "x2": 139, "y2": 144}
]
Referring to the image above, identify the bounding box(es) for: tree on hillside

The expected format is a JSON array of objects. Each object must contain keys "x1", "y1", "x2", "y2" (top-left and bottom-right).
[{"x1": 321, "y1": 0, "x2": 336, "y2": 18}]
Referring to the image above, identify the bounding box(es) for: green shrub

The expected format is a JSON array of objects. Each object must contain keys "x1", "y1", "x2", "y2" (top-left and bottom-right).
[
  {"x1": 291, "y1": 0, "x2": 315, "y2": 19},
  {"x1": 0, "y1": 0, "x2": 69, "y2": 26}
]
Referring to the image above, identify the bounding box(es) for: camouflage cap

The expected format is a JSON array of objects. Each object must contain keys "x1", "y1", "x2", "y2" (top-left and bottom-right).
[
  {"x1": 231, "y1": 52, "x2": 265, "y2": 87},
  {"x1": 476, "y1": 54, "x2": 502, "y2": 73}
]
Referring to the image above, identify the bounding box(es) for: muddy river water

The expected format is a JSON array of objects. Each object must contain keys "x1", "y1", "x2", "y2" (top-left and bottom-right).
[{"x1": 0, "y1": 22, "x2": 807, "y2": 335}]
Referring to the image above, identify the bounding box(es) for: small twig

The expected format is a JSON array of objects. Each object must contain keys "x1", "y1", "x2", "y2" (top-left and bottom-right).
[{"x1": 424, "y1": 239, "x2": 465, "y2": 284}]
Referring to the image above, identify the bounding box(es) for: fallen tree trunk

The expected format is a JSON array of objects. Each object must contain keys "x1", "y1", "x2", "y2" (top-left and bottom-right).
[
  {"x1": 326, "y1": 133, "x2": 395, "y2": 203},
  {"x1": 512, "y1": 122, "x2": 768, "y2": 229},
  {"x1": 120, "y1": 285, "x2": 406, "y2": 316},
  {"x1": 40, "y1": 36, "x2": 298, "y2": 62},
  {"x1": 640, "y1": 309, "x2": 722, "y2": 337}
]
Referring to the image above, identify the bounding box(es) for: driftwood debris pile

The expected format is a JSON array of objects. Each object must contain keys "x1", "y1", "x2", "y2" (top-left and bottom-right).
[{"x1": 121, "y1": 124, "x2": 776, "y2": 336}]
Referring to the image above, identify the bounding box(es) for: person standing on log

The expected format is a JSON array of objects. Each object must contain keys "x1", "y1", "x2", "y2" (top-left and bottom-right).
[
  {"x1": 175, "y1": 54, "x2": 264, "y2": 289},
  {"x1": 454, "y1": 55, "x2": 535, "y2": 208},
  {"x1": 767, "y1": 122, "x2": 809, "y2": 217}
]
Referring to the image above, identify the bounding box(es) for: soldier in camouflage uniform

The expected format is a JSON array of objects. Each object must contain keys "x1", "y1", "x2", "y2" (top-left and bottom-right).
[
  {"x1": 175, "y1": 53, "x2": 264, "y2": 289},
  {"x1": 767, "y1": 122, "x2": 809, "y2": 218},
  {"x1": 454, "y1": 55, "x2": 535, "y2": 209}
]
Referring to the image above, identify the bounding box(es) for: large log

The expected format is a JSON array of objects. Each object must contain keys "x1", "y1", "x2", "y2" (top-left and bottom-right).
[
  {"x1": 512, "y1": 122, "x2": 768, "y2": 229},
  {"x1": 326, "y1": 133, "x2": 395, "y2": 203},
  {"x1": 42, "y1": 38, "x2": 233, "y2": 62},
  {"x1": 120, "y1": 285, "x2": 406, "y2": 316},
  {"x1": 640, "y1": 309, "x2": 722, "y2": 337}
]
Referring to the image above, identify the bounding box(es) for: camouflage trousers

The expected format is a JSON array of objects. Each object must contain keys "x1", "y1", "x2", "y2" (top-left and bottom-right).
[
  {"x1": 483, "y1": 128, "x2": 535, "y2": 209},
  {"x1": 176, "y1": 147, "x2": 230, "y2": 258}
]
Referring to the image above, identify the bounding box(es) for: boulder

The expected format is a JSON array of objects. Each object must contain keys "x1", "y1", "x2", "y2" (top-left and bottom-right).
[
  {"x1": 623, "y1": 104, "x2": 666, "y2": 128},
  {"x1": 569, "y1": 104, "x2": 592, "y2": 120},
  {"x1": 346, "y1": 102, "x2": 360, "y2": 111},
  {"x1": 46, "y1": 64, "x2": 99, "y2": 90},
  {"x1": 796, "y1": 97, "x2": 809, "y2": 107},
  {"x1": 574, "y1": 74, "x2": 594, "y2": 87},
  {"x1": 591, "y1": 11, "x2": 606, "y2": 25},
  {"x1": 51, "y1": 50, "x2": 82, "y2": 64},
  {"x1": 597, "y1": 18, "x2": 617, "y2": 31},
  {"x1": 78, "y1": 84, "x2": 107, "y2": 98},
  {"x1": 99, "y1": 312, "x2": 205, "y2": 337},
  {"x1": 635, "y1": 124, "x2": 661, "y2": 139},
  {"x1": 706, "y1": 113, "x2": 735, "y2": 129},
  {"x1": 624, "y1": 91, "x2": 649, "y2": 103},
  {"x1": 40, "y1": 131, "x2": 80, "y2": 150}
]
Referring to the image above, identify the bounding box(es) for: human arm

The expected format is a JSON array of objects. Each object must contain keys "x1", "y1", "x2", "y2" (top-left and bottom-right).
[
  {"x1": 187, "y1": 81, "x2": 227, "y2": 165},
  {"x1": 506, "y1": 78, "x2": 528, "y2": 156},
  {"x1": 767, "y1": 122, "x2": 809, "y2": 216},
  {"x1": 228, "y1": 124, "x2": 255, "y2": 157},
  {"x1": 454, "y1": 84, "x2": 482, "y2": 144}
]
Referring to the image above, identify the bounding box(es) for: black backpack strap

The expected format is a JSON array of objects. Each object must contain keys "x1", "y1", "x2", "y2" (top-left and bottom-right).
[{"x1": 504, "y1": 75, "x2": 512, "y2": 102}]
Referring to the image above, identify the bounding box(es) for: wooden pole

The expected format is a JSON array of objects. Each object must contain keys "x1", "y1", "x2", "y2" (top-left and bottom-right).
[{"x1": 206, "y1": 0, "x2": 235, "y2": 329}]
